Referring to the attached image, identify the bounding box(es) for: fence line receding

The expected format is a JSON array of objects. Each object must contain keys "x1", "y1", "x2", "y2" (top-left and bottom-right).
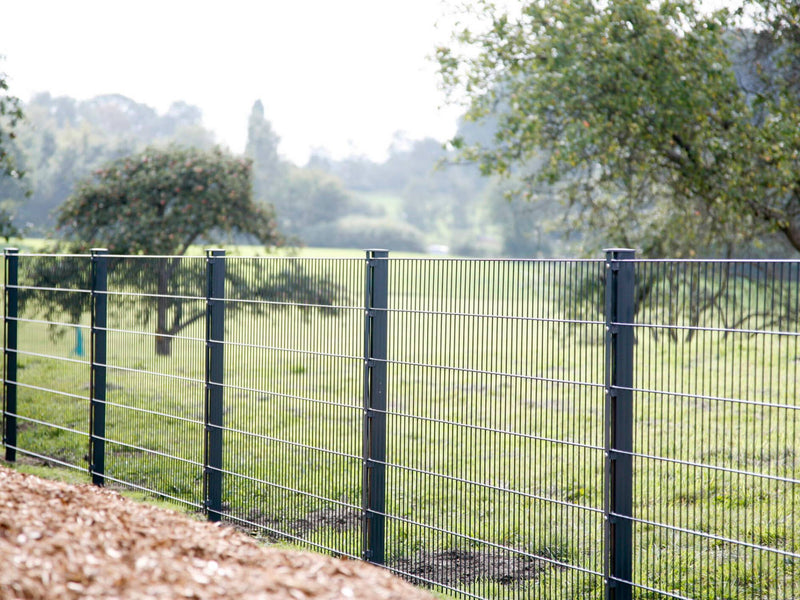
[{"x1": 2, "y1": 249, "x2": 798, "y2": 600}]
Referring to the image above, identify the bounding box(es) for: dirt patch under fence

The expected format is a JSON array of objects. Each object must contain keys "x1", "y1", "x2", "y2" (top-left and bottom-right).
[
  {"x1": 394, "y1": 549, "x2": 547, "y2": 588},
  {"x1": 0, "y1": 466, "x2": 434, "y2": 599}
]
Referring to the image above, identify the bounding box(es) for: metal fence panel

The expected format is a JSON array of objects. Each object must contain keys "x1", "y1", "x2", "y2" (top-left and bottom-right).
[
  {"x1": 101, "y1": 255, "x2": 207, "y2": 508},
  {"x1": 381, "y1": 258, "x2": 607, "y2": 598},
  {"x1": 629, "y1": 260, "x2": 800, "y2": 599},
  {"x1": 6, "y1": 253, "x2": 91, "y2": 471},
  {"x1": 3, "y1": 251, "x2": 800, "y2": 600},
  {"x1": 220, "y1": 256, "x2": 365, "y2": 558}
]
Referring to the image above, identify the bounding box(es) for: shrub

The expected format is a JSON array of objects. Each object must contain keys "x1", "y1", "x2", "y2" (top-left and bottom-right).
[{"x1": 303, "y1": 217, "x2": 426, "y2": 252}]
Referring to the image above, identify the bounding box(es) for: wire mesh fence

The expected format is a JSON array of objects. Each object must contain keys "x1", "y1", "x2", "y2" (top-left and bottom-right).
[
  {"x1": 629, "y1": 260, "x2": 800, "y2": 600},
  {"x1": 2, "y1": 249, "x2": 798, "y2": 600}
]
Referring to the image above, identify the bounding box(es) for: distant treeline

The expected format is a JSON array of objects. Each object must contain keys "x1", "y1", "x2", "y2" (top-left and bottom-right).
[{"x1": 1, "y1": 92, "x2": 574, "y2": 256}]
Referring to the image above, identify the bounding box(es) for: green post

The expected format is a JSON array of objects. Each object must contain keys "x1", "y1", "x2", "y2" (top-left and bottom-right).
[
  {"x1": 604, "y1": 248, "x2": 635, "y2": 600},
  {"x1": 362, "y1": 249, "x2": 388, "y2": 564},
  {"x1": 3, "y1": 248, "x2": 18, "y2": 461},
  {"x1": 90, "y1": 249, "x2": 108, "y2": 485},
  {"x1": 204, "y1": 249, "x2": 226, "y2": 521}
]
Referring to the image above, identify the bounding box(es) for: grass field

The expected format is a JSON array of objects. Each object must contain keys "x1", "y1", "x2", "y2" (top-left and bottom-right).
[{"x1": 3, "y1": 250, "x2": 799, "y2": 599}]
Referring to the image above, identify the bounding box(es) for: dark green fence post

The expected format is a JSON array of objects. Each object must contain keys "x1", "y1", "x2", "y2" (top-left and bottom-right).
[
  {"x1": 90, "y1": 249, "x2": 108, "y2": 485},
  {"x1": 362, "y1": 249, "x2": 388, "y2": 564},
  {"x1": 204, "y1": 249, "x2": 225, "y2": 522},
  {"x1": 604, "y1": 248, "x2": 635, "y2": 600},
  {"x1": 3, "y1": 248, "x2": 18, "y2": 462}
]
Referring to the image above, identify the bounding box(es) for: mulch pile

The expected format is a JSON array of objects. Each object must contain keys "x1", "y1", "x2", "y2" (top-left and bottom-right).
[{"x1": 0, "y1": 466, "x2": 434, "y2": 599}]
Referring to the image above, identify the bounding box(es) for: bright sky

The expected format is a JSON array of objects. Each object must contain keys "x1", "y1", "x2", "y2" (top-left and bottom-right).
[{"x1": 1, "y1": 0, "x2": 464, "y2": 165}]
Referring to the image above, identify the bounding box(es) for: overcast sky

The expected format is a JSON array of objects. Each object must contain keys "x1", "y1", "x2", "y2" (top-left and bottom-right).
[
  {"x1": 2, "y1": 1, "x2": 739, "y2": 165},
  {"x1": 1, "y1": 0, "x2": 465, "y2": 164}
]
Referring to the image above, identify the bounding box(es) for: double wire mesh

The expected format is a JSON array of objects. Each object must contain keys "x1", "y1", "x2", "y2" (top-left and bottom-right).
[
  {"x1": 4, "y1": 253, "x2": 91, "y2": 471},
  {"x1": 3, "y1": 252, "x2": 800, "y2": 600},
  {"x1": 381, "y1": 258, "x2": 607, "y2": 598},
  {"x1": 101, "y1": 255, "x2": 208, "y2": 507},
  {"x1": 220, "y1": 257, "x2": 364, "y2": 556},
  {"x1": 628, "y1": 260, "x2": 800, "y2": 599}
]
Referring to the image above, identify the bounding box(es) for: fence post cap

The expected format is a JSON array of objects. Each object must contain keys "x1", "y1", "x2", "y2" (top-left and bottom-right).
[
  {"x1": 604, "y1": 248, "x2": 636, "y2": 259},
  {"x1": 4, "y1": 247, "x2": 19, "y2": 254},
  {"x1": 364, "y1": 249, "x2": 389, "y2": 257}
]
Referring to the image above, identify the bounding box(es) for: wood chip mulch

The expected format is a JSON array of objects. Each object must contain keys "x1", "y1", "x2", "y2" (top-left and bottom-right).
[{"x1": 0, "y1": 466, "x2": 434, "y2": 599}]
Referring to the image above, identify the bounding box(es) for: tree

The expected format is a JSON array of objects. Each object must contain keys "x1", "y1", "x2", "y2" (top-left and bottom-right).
[
  {"x1": 0, "y1": 61, "x2": 25, "y2": 239},
  {"x1": 275, "y1": 167, "x2": 354, "y2": 237},
  {"x1": 55, "y1": 145, "x2": 283, "y2": 354},
  {"x1": 246, "y1": 100, "x2": 287, "y2": 202},
  {"x1": 12, "y1": 93, "x2": 219, "y2": 231},
  {"x1": 437, "y1": 0, "x2": 800, "y2": 257}
]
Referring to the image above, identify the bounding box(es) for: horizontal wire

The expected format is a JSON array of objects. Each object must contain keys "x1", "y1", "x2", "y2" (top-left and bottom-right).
[
  {"x1": 6, "y1": 315, "x2": 91, "y2": 330},
  {"x1": 379, "y1": 356, "x2": 605, "y2": 388},
  {"x1": 12, "y1": 252, "x2": 92, "y2": 258},
  {"x1": 383, "y1": 407, "x2": 604, "y2": 451},
  {"x1": 376, "y1": 564, "x2": 487, "y2": 599},
  {"x1": 223, "y1": 296, "x2": 361, "y2": 311},
  {"x1": 5, "y1": 446, "x2": 87, "y2": 470},
  {"x1": 213, "y1": 466, "x2": 360, "y2": 511},
  {"x1": 377, "y1": 257, "x2": 605, "y2": 264},
  {"x1": 623, "y1": 319, "x2": 800, "y2": 338},
  {"x1": 219, "y1": 512, "x2": 362, "y2": 560},
  {"x1": 5, "y1": 412, "x2": 88, "y2": 436},
  {"x1": 96, "y1": 399, "x2": 204, "y2": 427},
  {"x1": 619, "y1": 513, "x2": 800, "y2": 560},
  {"x1": 625, "y1": 258, "x2": 800, "y2": 264},
  {"x1": 102, "y1": 289, "x2": 205, "y2": 302},
  {"x1": 103, "y1": 363, "x2": 205, "y2": 385},
  {"x1": 9, "y1": 381, "x2": 88, "y2": 402},
  {"x1": 372, "y1": 511, "x2": 604, "y2": 577},
  {"x1": 7, "y1": 348, "x2": 89, "y2": 366},
  {"x1": 622, "y1": 578, "x2": 695, "y2": 600},
  {"x1": 6, "y1": 284, "x2": 90, "y2": 294},
  {"x1": 93, "y1": 473, "x2": 204, "y2": 511},
  {"x1": 376, "y1": 459, "x2": 605, "y2": 515},
  {"x1": 218, "y1": 337, "x2": 363, "y2": 361},
  {"x1": 218, "y1": 381, "x2": 362, "y2": 411},
  {"x1": 218, "y1": 424, "x2": 362, "y2": 462},
  {"x1": 618, "y1": 447, "x2": 800, "y2": 485},
  {"x1": 384, "y1": 305, "x2": 605, "y2": 325},
  {"x1": 619, "y1": 384, "x2": 800, "y2": 411},
  {"x1": 97, "y1": 436, "x2": 203, "y2": 468},
  {"x1": 102, "y1": 325, "x2": 205, "y2": 343}
]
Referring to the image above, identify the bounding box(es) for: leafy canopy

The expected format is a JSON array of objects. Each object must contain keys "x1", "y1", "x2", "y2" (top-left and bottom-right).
[
  {"x1": 56, "y1": 145, "x2": 282, "y2": 253},
  {"x1": 437, "y1": 0, "x2": 800, "y2": 257},
  {"x1": 0, "y1": 61, "x2": 25, "y2": 239}
]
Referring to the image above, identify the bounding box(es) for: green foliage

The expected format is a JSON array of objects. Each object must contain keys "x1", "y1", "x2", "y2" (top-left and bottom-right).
[
  {"x1": 304, "y1": 216, "x2": 426, "y2": 252},
  {"x1": 40, "y1": 145, "x2": 287, "y2": 355},
  {"x1": 12, "y1": 93, "x2": 217, "y2": 232},
  {"x1": 438, "y1": 0, "x2": 800, "y2": 257},
  {"x1": 274, "y1": 167, "x2": 354, "y2": 238},
  {"x1": 56, "y1": 145, "x2": 281, "y2": 255},
  {"x1": 246, "y1": 99, "x2": 287, "y2": 203},
  {"x1": 0, "y1": 60, "x2": 25, "y2": 239}
]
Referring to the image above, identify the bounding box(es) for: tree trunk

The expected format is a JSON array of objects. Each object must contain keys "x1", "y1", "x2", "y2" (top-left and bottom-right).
[
  {"x1": 156, "y1": 264, "x2": 171, "y2": 356},
  {"x1": 155, "y1": 334, "x2": 172, "y2": 356}
]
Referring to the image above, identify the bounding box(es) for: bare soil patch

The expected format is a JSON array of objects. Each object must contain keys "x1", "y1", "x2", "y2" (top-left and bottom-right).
[
  {"x1": 0, "y1": 466, "x2": 434, "y2": 599},
  {"x1": 394, "y1": 549, "x2": 546, "y2": 588}
]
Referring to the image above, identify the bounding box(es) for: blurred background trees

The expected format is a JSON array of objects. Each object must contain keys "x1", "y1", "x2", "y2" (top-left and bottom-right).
[{"x1": 3, "y1": 0, "x2": 799, "y2": 259}]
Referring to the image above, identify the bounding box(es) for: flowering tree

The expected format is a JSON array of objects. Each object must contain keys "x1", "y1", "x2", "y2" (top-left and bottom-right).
[{"x1": 52, "y1": 145, "x2": 289, "y2": 354}]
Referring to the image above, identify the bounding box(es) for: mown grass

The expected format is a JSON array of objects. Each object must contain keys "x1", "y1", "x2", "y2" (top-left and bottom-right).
[{"x1": 3, "y1": 252, "x2": 799, "y2": 599}]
